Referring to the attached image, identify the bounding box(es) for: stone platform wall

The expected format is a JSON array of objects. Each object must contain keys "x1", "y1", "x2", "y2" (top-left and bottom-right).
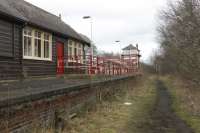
[{"x1": 0, "y1": 76, "x2": 136, "y2": 133}]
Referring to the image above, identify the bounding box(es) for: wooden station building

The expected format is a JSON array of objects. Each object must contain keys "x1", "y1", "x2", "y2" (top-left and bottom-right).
[{"x1": 0, "y1": 0, "x2": 91, "y2": 80}]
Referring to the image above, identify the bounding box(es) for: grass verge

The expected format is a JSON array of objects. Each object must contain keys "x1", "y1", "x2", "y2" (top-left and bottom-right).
[
  {"x1": 64, "y1": 76, "x2": 156, "y2": 133},
  {"x1": 162, "y1": 76, "x2": 200, "y2": 133}
]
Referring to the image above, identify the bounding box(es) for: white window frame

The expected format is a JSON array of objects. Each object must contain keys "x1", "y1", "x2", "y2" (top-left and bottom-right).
[
  {"x1": 67, "y1": 40, "x2": 73, "y2": 62},
  {"x1": 67, "y1": 40, "x2": 84, "y2": 63},
  {"x1": 78, "y1": 43, "x2": 82, "y2": 55},
  {"x1": 68, "y1": 40, "x2": 73, "y2": 56},
  {"x1": 78, "y1": 43, "x2": 84, "y2": 63},
  {"x1": 74, "y1": 42, "x2": 78, "y2": 56},
  {"x1": 43, "y1": 32, "x2": 52, "y2": 60},
  {"x1": 68, "y1": 46, "x2": 72, "y2": 56},
  {"x1": 23, "y1": 27, "x2": 52, "y2": 61},
  {"x1": 23, "y1": 28, "x2": 33, "y2": 57},
  {"x1": 34, "y1": 30, "x2": 42, "y2": 58}
]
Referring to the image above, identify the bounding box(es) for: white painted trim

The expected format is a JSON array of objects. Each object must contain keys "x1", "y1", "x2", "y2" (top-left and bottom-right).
[
  {"x1": 67, "y1": 39, "x2": 85, "y2": 64},
  {"x1": 23, "y1": 56, "x2": 52, "y2": 61},
  {"x1": 22, "y1": 27, "x2": 53, "y2": 61}
]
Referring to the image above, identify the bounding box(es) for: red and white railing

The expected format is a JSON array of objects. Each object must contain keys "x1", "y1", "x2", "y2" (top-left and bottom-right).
[{"x1": 64, "y1": 55, "x2": 140, "y2": 76}]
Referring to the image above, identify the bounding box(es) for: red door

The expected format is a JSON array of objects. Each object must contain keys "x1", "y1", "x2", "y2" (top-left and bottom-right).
[{"x1": 57, "y1": 43, "x2": 64, "y2": 75}]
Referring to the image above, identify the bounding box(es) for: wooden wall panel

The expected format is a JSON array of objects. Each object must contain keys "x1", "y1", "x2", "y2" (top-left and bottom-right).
[
  {"x1": 0, "y1": 19, "x2": 13, "y2": 57},
  {"x1": 21, "y1": 36, "x2": 67, "y2": 77},
  {"x1": 0, "y1": 19, "x2": 22, "y2": 80}
]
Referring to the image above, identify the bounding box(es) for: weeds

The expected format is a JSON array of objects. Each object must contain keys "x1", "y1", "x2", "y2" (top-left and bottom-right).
[
  {"x1": 64, "y1": 76, "x2": 156, "y2": 133},
  {"x1": 162, "y1": 76, "x2": 200, "y2": 133}
]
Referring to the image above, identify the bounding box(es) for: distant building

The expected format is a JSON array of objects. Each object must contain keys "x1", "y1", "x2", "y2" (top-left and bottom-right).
[{"x1": 121, "y1": 44, "x2": 141, "y2": 71}]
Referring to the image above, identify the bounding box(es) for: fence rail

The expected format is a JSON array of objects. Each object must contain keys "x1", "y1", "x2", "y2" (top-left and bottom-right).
[{"x1": 64, "y1": 55, "x2": 140, "y2": 75}]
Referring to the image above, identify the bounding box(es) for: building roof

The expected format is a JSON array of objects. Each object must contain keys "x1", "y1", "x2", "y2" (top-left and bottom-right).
[
  {"x1": 122, "y1": 44, "x2": 137, "y2": 50},
  {"x1": 0, "y1": 0, "x2": 28, "y2": 21},
  {"x1": 0, "y1": 0, "x2": 89, "y2": 44},
  {"x1": 79, "y1": 33, "x2": 91, "y2": 46}
]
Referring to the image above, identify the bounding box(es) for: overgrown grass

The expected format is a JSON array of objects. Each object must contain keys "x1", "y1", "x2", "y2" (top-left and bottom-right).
[
  {"x1": 64, "y1": 76, "x2": 156, "y2": 133},
  {"x1": 162, "y1": 76, "x2": 200, "y2": 133}
]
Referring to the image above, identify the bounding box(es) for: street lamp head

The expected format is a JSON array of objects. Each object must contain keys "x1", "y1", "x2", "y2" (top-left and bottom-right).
[
  {"x1": 115, "y1": 41, "x2": 120, "y2": 43},
  {"x1": 83, "y1": 16, "x2": 91, "y2": 19}
]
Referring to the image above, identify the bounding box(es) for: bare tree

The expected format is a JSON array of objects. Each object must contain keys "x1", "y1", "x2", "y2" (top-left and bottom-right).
[{"x1": 156, "y1": 0, "x2": 200, "y2": 84}]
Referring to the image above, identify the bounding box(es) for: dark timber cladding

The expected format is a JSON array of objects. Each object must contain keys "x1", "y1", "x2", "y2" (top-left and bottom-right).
[
  {"x1": 0, "y1": 19, "x2": 13, "y2": 57},
  {"x1": 0, "y1": 18, "x2": 22, "y2": 80},
  {"x1": 0, "y1": 0, "x2": 91, "y2": 80},
  {"x1": 21, "y1": 37, "x2": 68, "y2": 77}
]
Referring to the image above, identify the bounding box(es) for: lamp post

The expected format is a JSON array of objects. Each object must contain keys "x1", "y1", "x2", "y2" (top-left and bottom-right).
[
  {"x1": 83, "y1": 16, "x2": 93, "y2": 57},
  {"x1": 115, "y1": 40, "x2": 121, "y2": 59},
  {"x1": 83, "y1": 16, "x2": 93, "y2": 75},
  {"x1": 115, "y1": 40, "x2": 122, "y2": 75}
]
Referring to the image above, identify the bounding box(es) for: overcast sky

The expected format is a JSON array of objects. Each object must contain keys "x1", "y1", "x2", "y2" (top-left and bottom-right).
[{"x1": 26, "y1": 0, "x2": 167, "y2": 63}]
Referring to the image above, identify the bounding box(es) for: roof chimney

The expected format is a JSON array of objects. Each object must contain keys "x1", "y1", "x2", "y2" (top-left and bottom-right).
[
  {"x1": 136, "y1": 44, "x2": 138, "y2": 49},
  {"x1": 59, "y1": 14, "x2": 62, "y2": 20}
]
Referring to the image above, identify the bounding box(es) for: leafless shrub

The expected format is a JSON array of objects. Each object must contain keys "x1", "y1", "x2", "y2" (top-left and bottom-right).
[{"x1": 155, "y1": 0, "x2": 200, "y2": 85}]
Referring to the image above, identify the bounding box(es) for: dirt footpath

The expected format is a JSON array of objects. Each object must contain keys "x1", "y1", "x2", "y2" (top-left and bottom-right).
[
  {"x1": 147, "y1": 80, "x2": 194, "y2": 133},
  {"x1": 54, "y1": 77, "x2": 195, "y2": 133}
]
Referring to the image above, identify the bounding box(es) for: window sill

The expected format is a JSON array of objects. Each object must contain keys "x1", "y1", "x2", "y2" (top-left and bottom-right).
[{"x1": 23, "y1": 56, "x2": 52, "y2": 62}]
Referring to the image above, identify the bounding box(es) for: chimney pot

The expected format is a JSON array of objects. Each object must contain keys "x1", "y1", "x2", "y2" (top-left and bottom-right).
[{"x1": 59, "y1": 14, "x2": 62, "y2": 20}]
